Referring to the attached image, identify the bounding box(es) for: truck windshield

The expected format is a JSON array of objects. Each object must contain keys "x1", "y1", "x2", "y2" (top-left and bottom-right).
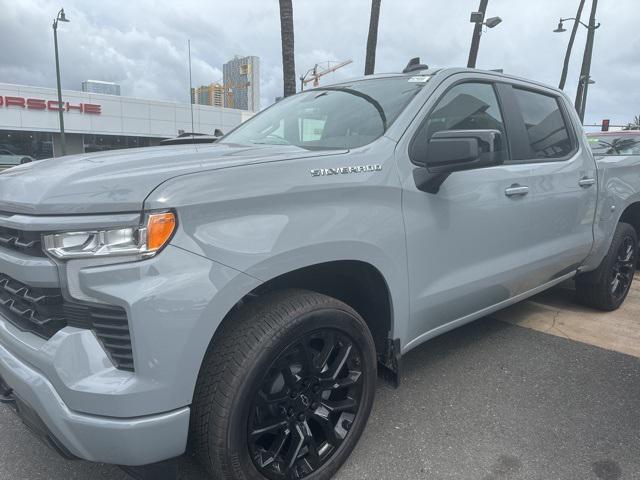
[
  {"x1": 588, "y1": 134, "x2": 640, "y2": 155},
  {"x1": 220, "y1": 76, "x2": 428, "y2": 149}
]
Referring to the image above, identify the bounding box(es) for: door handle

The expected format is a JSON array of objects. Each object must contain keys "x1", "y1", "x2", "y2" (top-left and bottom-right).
[
  {"x1": 505, "y1": 184, "x2": 529, "y2": 197},
  {"x1": 579, "y1": 177, "x2": 596, "y2": 187}
]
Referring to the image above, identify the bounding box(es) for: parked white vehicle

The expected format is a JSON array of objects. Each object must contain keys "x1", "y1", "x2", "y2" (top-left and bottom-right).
[{"x1": 0, "y1": 149, "x2": 33, "y2": 171}]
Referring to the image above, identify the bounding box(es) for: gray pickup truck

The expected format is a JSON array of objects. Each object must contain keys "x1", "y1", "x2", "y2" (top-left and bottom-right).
[{"x1": 0, "y1": 66, "x2": 639, "y2": 480}]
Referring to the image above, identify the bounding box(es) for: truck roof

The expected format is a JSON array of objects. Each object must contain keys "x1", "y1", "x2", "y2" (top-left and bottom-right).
[{"x1": 322, "y1": 67, "x2": 565, "y2": 97}]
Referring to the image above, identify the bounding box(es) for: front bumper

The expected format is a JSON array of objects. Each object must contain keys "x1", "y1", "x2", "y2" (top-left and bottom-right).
[
  {"x1": 0, "y1": 211, "x2": 261, "y2": 465},
  {"x1": 0, "y1": 342, "x2": 189, "y2": 465}
]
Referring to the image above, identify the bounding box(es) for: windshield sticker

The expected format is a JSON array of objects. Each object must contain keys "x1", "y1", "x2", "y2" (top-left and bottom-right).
[{"x1": 408, "y1": 75, "x2": 431, "y2": 83}]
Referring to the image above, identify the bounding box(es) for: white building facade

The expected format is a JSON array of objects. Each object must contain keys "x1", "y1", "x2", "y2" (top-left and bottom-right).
[{"x1": 0, "y1": 83, "x2": 253, "y2": 158}]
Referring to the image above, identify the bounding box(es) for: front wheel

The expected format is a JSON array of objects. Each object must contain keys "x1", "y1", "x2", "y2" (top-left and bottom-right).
[
  {"x1": 576, "y1": 222, "x2": 637, "y2": 311},
  {"x1": 190, "y1": 289, "x2": 377, "y2": 480}
]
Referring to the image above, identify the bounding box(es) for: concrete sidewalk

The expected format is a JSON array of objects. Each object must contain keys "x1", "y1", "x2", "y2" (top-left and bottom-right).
[{"x1": 494, "y1": 273, "x2": 640, "y2": 358}]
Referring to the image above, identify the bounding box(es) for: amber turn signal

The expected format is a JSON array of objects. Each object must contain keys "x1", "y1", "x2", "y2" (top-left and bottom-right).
[{"x1": 146, "y1": 212, "x2": 176, "y2": 251}]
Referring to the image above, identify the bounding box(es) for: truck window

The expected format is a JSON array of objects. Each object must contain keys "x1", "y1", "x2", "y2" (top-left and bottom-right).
[
  {"x1": 412, "y1": 82, "x2": 507, "y2": 161},
  {"x1": 512, "y1": 88, "x2": 573, "y2": 160}
]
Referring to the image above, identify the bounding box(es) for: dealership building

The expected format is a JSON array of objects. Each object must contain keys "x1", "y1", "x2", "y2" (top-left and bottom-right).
[{"x1": 0, "y1": 83, "x2": 254, "y2": 159}]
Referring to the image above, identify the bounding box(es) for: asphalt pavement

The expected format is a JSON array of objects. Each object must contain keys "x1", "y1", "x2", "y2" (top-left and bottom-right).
[{"x1": 1, "y1": 317, "x2": 638, "y2": 480}]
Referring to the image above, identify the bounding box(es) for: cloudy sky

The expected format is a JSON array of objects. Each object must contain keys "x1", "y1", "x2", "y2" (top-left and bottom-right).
[{"x1": 1, "y1": 0, "x2": 638, "y2": 127}]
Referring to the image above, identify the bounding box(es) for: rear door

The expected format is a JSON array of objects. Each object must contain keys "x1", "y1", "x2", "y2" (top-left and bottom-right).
[{"x1": 497, "y1": 83, "x2": 597, "y2": 287}]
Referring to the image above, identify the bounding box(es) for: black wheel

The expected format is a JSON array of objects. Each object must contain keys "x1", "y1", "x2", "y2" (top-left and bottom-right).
[
  {"x1": 576, "y1": 222, "x2": 637, "y2": 311},
  {"x1": 190, "y1": 289, "x2": 377, "y2": 480}
]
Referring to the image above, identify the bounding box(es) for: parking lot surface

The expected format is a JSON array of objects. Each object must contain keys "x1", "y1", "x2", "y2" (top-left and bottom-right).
[{"x1": 1, "y1": 286, "x2": 639, "y2": 480}]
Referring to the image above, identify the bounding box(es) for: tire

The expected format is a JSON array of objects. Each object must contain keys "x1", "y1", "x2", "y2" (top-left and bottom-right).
[
  {"x1": 190, "y1": 289, "x2": 377, "y2": 480},
  {"x1": 575, "y1": 222, "x2": 638, "y2": 311}
]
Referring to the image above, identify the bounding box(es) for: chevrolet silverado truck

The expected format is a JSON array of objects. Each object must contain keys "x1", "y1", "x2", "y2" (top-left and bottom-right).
[{"x1": 1, "y1": 66, "x2": 639, "y2": 480}]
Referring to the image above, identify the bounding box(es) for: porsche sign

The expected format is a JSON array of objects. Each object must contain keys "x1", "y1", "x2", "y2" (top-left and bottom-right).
[{"x1": 0, "y1": 96, "x2": 101, "y2": 114}]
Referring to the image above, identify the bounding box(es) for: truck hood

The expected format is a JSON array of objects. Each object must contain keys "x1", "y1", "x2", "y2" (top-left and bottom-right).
[{"x1": 0, "y1": 143, "x2": 344, "y2": 215}]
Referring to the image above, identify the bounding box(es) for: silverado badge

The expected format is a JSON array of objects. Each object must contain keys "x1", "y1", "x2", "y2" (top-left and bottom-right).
[{"x1": 310, "y1": 164, "x2": 382, "y2": 177}]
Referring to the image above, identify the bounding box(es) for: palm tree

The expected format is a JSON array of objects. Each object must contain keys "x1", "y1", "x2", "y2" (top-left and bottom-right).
[
  {"x1": 558, "y1": 0, "x2": 586, "y2": 90},
  {"x1": 279, "y1": 0, "x2": 296, "y2": 97},
  {"x1": 364, "y1": 0, "x2": 382, "y2": 75},
  {"x1": 623, "y1": 115, "x2": 640, "y2": 130}
]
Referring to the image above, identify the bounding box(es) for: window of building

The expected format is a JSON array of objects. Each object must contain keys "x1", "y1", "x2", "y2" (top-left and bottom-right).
[
  {"x1": 83, "y1": 134, "x2": 162, "y2": 153},
  {"x1": 512, "y1": 88, "x2": 573, "y2": 160},
  {"x1": 0, "y1": 130, "x2": 53, "y2": 160}
]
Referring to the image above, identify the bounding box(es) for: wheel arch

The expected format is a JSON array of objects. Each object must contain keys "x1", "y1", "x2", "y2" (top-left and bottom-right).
[
  {"x1": 618, "y1": 201, "x2": 640, "y2": 240},
  {"x1": 221, "y1": 260, "x2": 394, "y2": 361}
]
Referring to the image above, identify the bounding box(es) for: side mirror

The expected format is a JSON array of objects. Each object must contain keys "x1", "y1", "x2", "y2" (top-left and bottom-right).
[{"x1": 413, "y1": 129, "x2": 504, "y2": 193}]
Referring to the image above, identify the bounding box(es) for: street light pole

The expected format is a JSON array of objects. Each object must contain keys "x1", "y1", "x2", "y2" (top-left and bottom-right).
[
  {"x1": 467, "y1": 0, "x2": 488, "y2": 68},
  {"x1": 574, "y1": 0, "x2": 599, "y2": 123},
  {"x1": 52, "y1": 8, "x2": 69, "y2": 156},
  {"x1": 558, "y1": 0, "x2": 586, "y2": 90},
  {"x1": 467, "y1": 0, "x2": 501, "y2": 69}
]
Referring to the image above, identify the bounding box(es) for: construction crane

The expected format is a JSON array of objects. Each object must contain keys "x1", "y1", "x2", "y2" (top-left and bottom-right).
[{"x1": 300, "y1": 60, "x2": 353, "y2": 91}]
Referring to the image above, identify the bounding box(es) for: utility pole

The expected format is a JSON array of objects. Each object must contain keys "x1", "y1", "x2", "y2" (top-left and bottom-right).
[
  {"x1": 574, "y1": 0, "x2": 599, "y2": 123},
  {"x1": 53, "y1": 8, "x2": 69, "y2": 156},
  {"x1": 558, "y1": 0, "x2": 586, "y2": 90}
]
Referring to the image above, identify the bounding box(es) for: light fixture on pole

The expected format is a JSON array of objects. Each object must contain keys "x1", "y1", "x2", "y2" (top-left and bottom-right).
[
  {"x1": 467, "y1": 0, "x2": 502, "y2": 68},
  {"x1": 553, "y1": 20, "x2": 567, "y2": 33},
  {"x1": 53, "y1": 8, "x2": 70, "y2": 156},
  {"x1": 553, "y1": 0, "x2": 600, "y2": 123}
]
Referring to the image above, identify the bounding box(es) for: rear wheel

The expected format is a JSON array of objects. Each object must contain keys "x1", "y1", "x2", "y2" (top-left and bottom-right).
[
  {"x1": 190, "y1": 289, "x2": 377, "y2": 480},
  {"x1": 576, "y1": 222, "x2": 637, "y2": 311}
]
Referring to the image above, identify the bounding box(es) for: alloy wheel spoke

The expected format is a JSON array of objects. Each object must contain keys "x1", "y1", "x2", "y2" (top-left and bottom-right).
[
  {"x1": 313, "y1": 331, "x2": 336, "y2": 372},
  {"x1": 321, "y1": 397, "x2": 358, "y2": 414},
  {"x1": 255, "y1": 428, "x2": 290, "y2": 468},
  {"x1": 297, "y1": 340, "x2": 315, "y2": 373},
  {"x1": 279, "y1": 361, "x2": 299, "y2": 389},
  {"x1": 611, "y1": 275, "x2": 621, "y2": 294},
  {"x1": 310, "y1": 410, "x2": 340, "y2": 446},
  {"x1": 320, "y1": 369, "x2": 362, "y2": 390},
  {"x1": 283, "y1": 423, "x2": 305, "y2": 474},
  {"x1": 301, "y1": 420, "x2": 321, "y2": 469},
  {"x1": 250, "y1": 419, "x2": 289, "y2": 438},
  {"x1": 328, "y1": 343, "x2": 353, "y2": 380}
]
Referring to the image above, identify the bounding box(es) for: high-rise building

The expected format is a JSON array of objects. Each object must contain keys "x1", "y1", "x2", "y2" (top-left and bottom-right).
[
  {"x1": 191, "y1": 83, "x2": 224, "y2": 107},
  {"x1": 81, "y1": 80, "x2": 121, "y2": 96},
  {"x1": 223, "y1": 55, "x2": 260, "y2": 112}
]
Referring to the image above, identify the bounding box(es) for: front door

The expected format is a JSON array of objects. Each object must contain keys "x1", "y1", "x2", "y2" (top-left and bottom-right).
[{"x1": 396, "y1": 78, "x2": 553, "y2": 348}]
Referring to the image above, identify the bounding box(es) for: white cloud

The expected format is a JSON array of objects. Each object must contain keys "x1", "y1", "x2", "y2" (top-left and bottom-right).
[{"x1": 0, "y1": 0, "x2": 638, "y2": 126}]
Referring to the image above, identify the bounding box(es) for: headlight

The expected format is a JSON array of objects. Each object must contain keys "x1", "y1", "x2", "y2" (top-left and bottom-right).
[{"x1": 43, "y1": 212, "x2": 176, "y2": 260}]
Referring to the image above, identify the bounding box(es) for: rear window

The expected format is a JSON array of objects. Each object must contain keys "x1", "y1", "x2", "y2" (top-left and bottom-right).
[
  {"x1": 513, "y1": 88, "x2": 573, "y2": 160},
  {"x1": 588, "y1": 134, "x2": 640, "y2": 155}
]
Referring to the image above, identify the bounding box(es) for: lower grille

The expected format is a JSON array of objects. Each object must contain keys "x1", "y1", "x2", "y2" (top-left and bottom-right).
[
  {"x1": 0, "y1": 226, "x2": 45, "y2": 257},
  {"x1": 0, "y1": 272, "x2": 134, "y2": 372},
  {"x1": 64, "y1": 303, "x2": 134, "y2": 372},
  {"x1": 0, "y1": 273, "x2": 66, "y2": 338}
]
